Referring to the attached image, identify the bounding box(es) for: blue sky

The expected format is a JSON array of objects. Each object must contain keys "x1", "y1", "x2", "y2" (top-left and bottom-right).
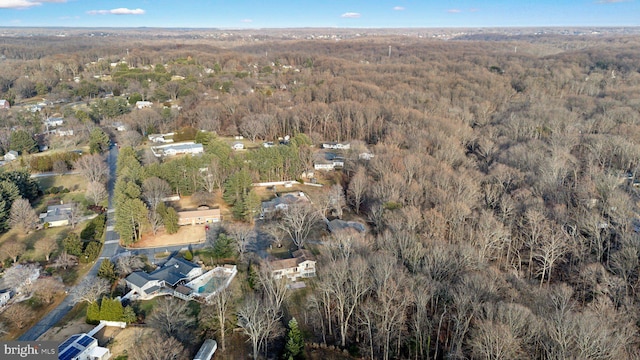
[{"x1": 0, "y1": 0, "x2": 638, "y2": 28}]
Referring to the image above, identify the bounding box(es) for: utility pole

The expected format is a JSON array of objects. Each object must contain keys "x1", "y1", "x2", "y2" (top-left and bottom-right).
[{"x1": 388, "y1": 45, "x2": 391, "y2": 57}]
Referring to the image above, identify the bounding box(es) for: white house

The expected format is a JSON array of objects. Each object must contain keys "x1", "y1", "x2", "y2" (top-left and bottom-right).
[
  {"x1": 44, "y1": 117, "x2": 64, "y2": 128},
  {"x1": 58, "y1": 333, "x2": 111, "y2": 360},
  {"x1": 40, "y1": 202, "x2": 77, "y2": 227},
  {"x1": 270, "y1": 250, "x2": 316, "y2": 281},
  {"x1": 135, "y1": 101, "x2": 153, "y2": 109},
  {"x1": 4, "y1": 150, "x2": 18, "y2": 161},
  {"x1": 322, "y1": 142, "x2": 350, "y2": 150},
  {"x1": 0, "y1": 99, "x2": 10, "y2": 109},
  {"x1": 151, "y1": 142, "x2": 204, "y2": 157},
  {"x1": 56, "y1": 128, "x2": 75, "y2": 137},
  {"x1": 124, "y1": 272, "x2": 165, "y2": 298}
]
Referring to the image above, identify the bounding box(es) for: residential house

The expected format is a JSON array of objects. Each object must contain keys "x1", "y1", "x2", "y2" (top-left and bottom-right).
[
  {"x1": 123, "y1": 272, "x2": 164, "y2": 298},
  {"x1": 178, "y1": 207, "x2": 221, "y2": 225},
  {"x1": 40, "y1": 202, "x2": 76, "y2": 227},
  {"x1": 56, "y1": 128, "x2": 75, "y2": 137},
  {"x1": 194, "y1": 339, "x2": 217, "y2": 360},
  {"x1": 260, "y1": 192, "x2": 309, "y2": 218},
  {"x1": 44, "y1": 117, "x2": 64, "y2": 128},
  {"x1": 135, "y1": 101, "x2": 153, "y2": 109},
  {"x1": 313, "y1": 152, "x2": 345, "y2": 171},
  {"x1": 322, "y1": 142, "x2": 350, "y2": 150},
  {"x1": 0, "y1": 99, "x2": 10, "y2": 109},
  {"x1": 0, "y1": 289, "x2": 12, "y2": 306},
  {"x1": 111, "y1": 122, "x2": 127, "y2": 132},
  {"x1": 151, "y1": 142, "x2": 203, "y2": 157},
  {"x1": 58, "y1": 333, "x2": 111, "y2": 360},
  {"x1": 148, "y1": 132, "x2": 175, "y2": 143},
  {"x1": 270, "y1": 249, "x2": 316, "y2": 281},
  {"x1": 4, "y1": 150, "x2": 18, "y2": 161},
  {"x1": 125, "y1": 257, "x2": 204, "y2": 299},
  {"x1": 3, "y1": 264, "x2": 40, "y2": 294}
]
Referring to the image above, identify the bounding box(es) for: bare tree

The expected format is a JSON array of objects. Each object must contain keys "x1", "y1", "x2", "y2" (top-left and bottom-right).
[
  {"x1": 86, "y1": 181, "x2": 108, "y2": 206},
  {"x1": 535, "y1": 225, "x2": 570, "y2": 287},
  {"x1": 320, "y1": 256, "x2": 370, "y2": 347},
  {"x1": 35, "y1": 237, "x2": 57, "y2": 262},
  {"x1": 74, "y1": 154, "x2": 108, "y2": 183},
  {"x1": 257, "y1": 264, "x2": 289, "y2": 310},
  {"x1": 2, "y1": 304, "x2": 34, "y2": 329},
  {"x1": 191, "y1": 191, "x2": 215, "y2": 207},
  {"x1": 317, "y1": 184, "x2": 346, "y2": 219},
  {"x1": 1, "y1": 241, "x2": 26, "y2": 264},
  {"x1": 142, "y1": 176, "x2": 171, "y2": 210},
  {"x1": 53, "y1": 251, "x2": 77, "y2": 270},
  {"x1": 239, "y1": 114, "x2": 270, "y2": 142},
  {"x1": 66, "y1": 203, "x2": 82, "y2": 229},
  {"x1": 200, "y1": 286, "x2": 236, "y2": 352},
  {"x1": 53, "y1": 160, "x2": 69, "y2": 174},
  {"x1": 147, "y1": 210, "x2": 163, "y2": 236},
  {"x1": 2, "y1": 264, "x2": 36, "y2": 292},
  {"x1": 34, "y1": 278, "x2": 64, "y2": 304},
  {"x1": 148, "y1": 297, "x2": 195, "y2": 342},
  {"x1": 274, "y1": 202, "x2": 321, "y2": 249},
  {"x1": 9, "y1": 198, "x2": 38, "y2": 234},
  {"x1": 226, "y1": 222, "x2": 256, "y2": 260},
  {"x1": 129, "y1": 332, "x2": 187, "y2": 360},
  {"x1": 237, "y1": 294, "x2": 283, "y2": 360},
  {"x1": 348, "y1": 166, "x2": 367, "y2": 215},
  {"x1": 115, "y1": 254, "x2": 145, "y2": 275},
  {"x1": 70, "y1": 276, "x2": 108, "y2": 304}
]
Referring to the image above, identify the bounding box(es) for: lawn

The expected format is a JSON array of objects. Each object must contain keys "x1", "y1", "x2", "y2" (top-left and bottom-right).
[{"x1": 0, "y1": 226, "x2": 71, "y2": 262}]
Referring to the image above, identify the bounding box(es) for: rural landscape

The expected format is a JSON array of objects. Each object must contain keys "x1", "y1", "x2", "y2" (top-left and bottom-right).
[{"x1": 1, "y1": 22, "x2": 640, "y2": 360}]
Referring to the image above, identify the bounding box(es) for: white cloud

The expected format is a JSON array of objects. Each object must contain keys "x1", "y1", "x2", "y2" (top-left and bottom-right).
[
  {"x1": 341, "y1": 12, "x2": 361, "y2": 18},
  {"x1": 447, "y1": 9, "x2": 462, "y2": 13},
  {"x1": 240, "y1": 19, "x2": 253, "y2": 23},
  {"x1": 393, "y1": 6, "x2": 405, "y2": 11},
  {"x1": 87, "y1": 8, "x2": 145, "y2": 15},
  {"x1": 0, "y1": 0, "x2": 66, "y2": 9}
]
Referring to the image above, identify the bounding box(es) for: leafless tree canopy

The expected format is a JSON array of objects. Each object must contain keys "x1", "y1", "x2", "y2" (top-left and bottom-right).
[
  {"x1": 74, "y1": 154, "x2": 109, "y2": 184},
  {"x1": 9, "y1": 198, "x2": 38, "y2": 233}
]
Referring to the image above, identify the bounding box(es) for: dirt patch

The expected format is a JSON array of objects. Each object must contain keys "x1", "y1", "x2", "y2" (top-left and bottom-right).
[
  {"x1": 37, "y1": 316, "x2": 94, "y2": 342},
  {"x1": 128, "y1": 225, "x2": 206, "y2": 248},
  {"x1": 109, "y1": 326, "x2": 154, "y2": 357}
]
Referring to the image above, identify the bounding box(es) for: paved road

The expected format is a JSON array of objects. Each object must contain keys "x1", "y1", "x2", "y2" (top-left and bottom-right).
[{"x1": 19, "y1": 146, "x2": 119, "y2": 341}]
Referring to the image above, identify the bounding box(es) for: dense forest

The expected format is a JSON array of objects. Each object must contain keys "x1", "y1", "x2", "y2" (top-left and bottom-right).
[{"x1": 2, "y1": 30, "x2": 640, "y2": 359}]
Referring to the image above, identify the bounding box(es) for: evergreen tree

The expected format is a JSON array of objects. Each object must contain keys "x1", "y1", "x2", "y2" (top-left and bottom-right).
[
  {"x1": 163, "y1": 206, "x2": 179, "y2": 234},
  {"x1": 9, "y1": 130, "x2": 38, "y2": 154},
  {"x1": 121, "y1": 305, "x2": 137, "y2": 323},
  {"x1": 212, "y1": 234, "x2": 235, "y2": 259},
  {"x1": 83, "y1": 241, "x2": 101, "y2": 262},
  {"x1": 97, "y1": 259, "x2": 117, "y2": 282},
  {"x1": 89, "y1": 127, "x2": 110, "y2": 154},
  {"x1": 86, "y1": 300, "x2": 100, "y2": 324},
  {"x1": 63, "y1": 233, "x2": 83, "y2": 257},
  {"x1": 285, "y1": 317, "x2": 304, "y2": 360}
]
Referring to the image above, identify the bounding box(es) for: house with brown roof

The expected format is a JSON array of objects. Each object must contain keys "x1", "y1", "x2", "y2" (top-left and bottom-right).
[
  {"x1": 269, "y1": 249, "x2": 316, "y2": 281},
  {"x1": 177, "y1": 207, "x2": 221, "y2": 225}
]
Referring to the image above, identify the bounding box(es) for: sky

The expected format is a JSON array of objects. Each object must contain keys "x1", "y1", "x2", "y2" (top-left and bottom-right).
[{"x1": 0, "y1": 0, "x2": 639, "y2": 28}]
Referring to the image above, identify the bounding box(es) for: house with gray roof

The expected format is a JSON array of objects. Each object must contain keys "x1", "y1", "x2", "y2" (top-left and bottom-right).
[
  {"x1": 40, "y1": 202, "x2": 76, "y2": 227},
  {"x1": 124, "y1": 257, "x2": 203, "y2": 300}
]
